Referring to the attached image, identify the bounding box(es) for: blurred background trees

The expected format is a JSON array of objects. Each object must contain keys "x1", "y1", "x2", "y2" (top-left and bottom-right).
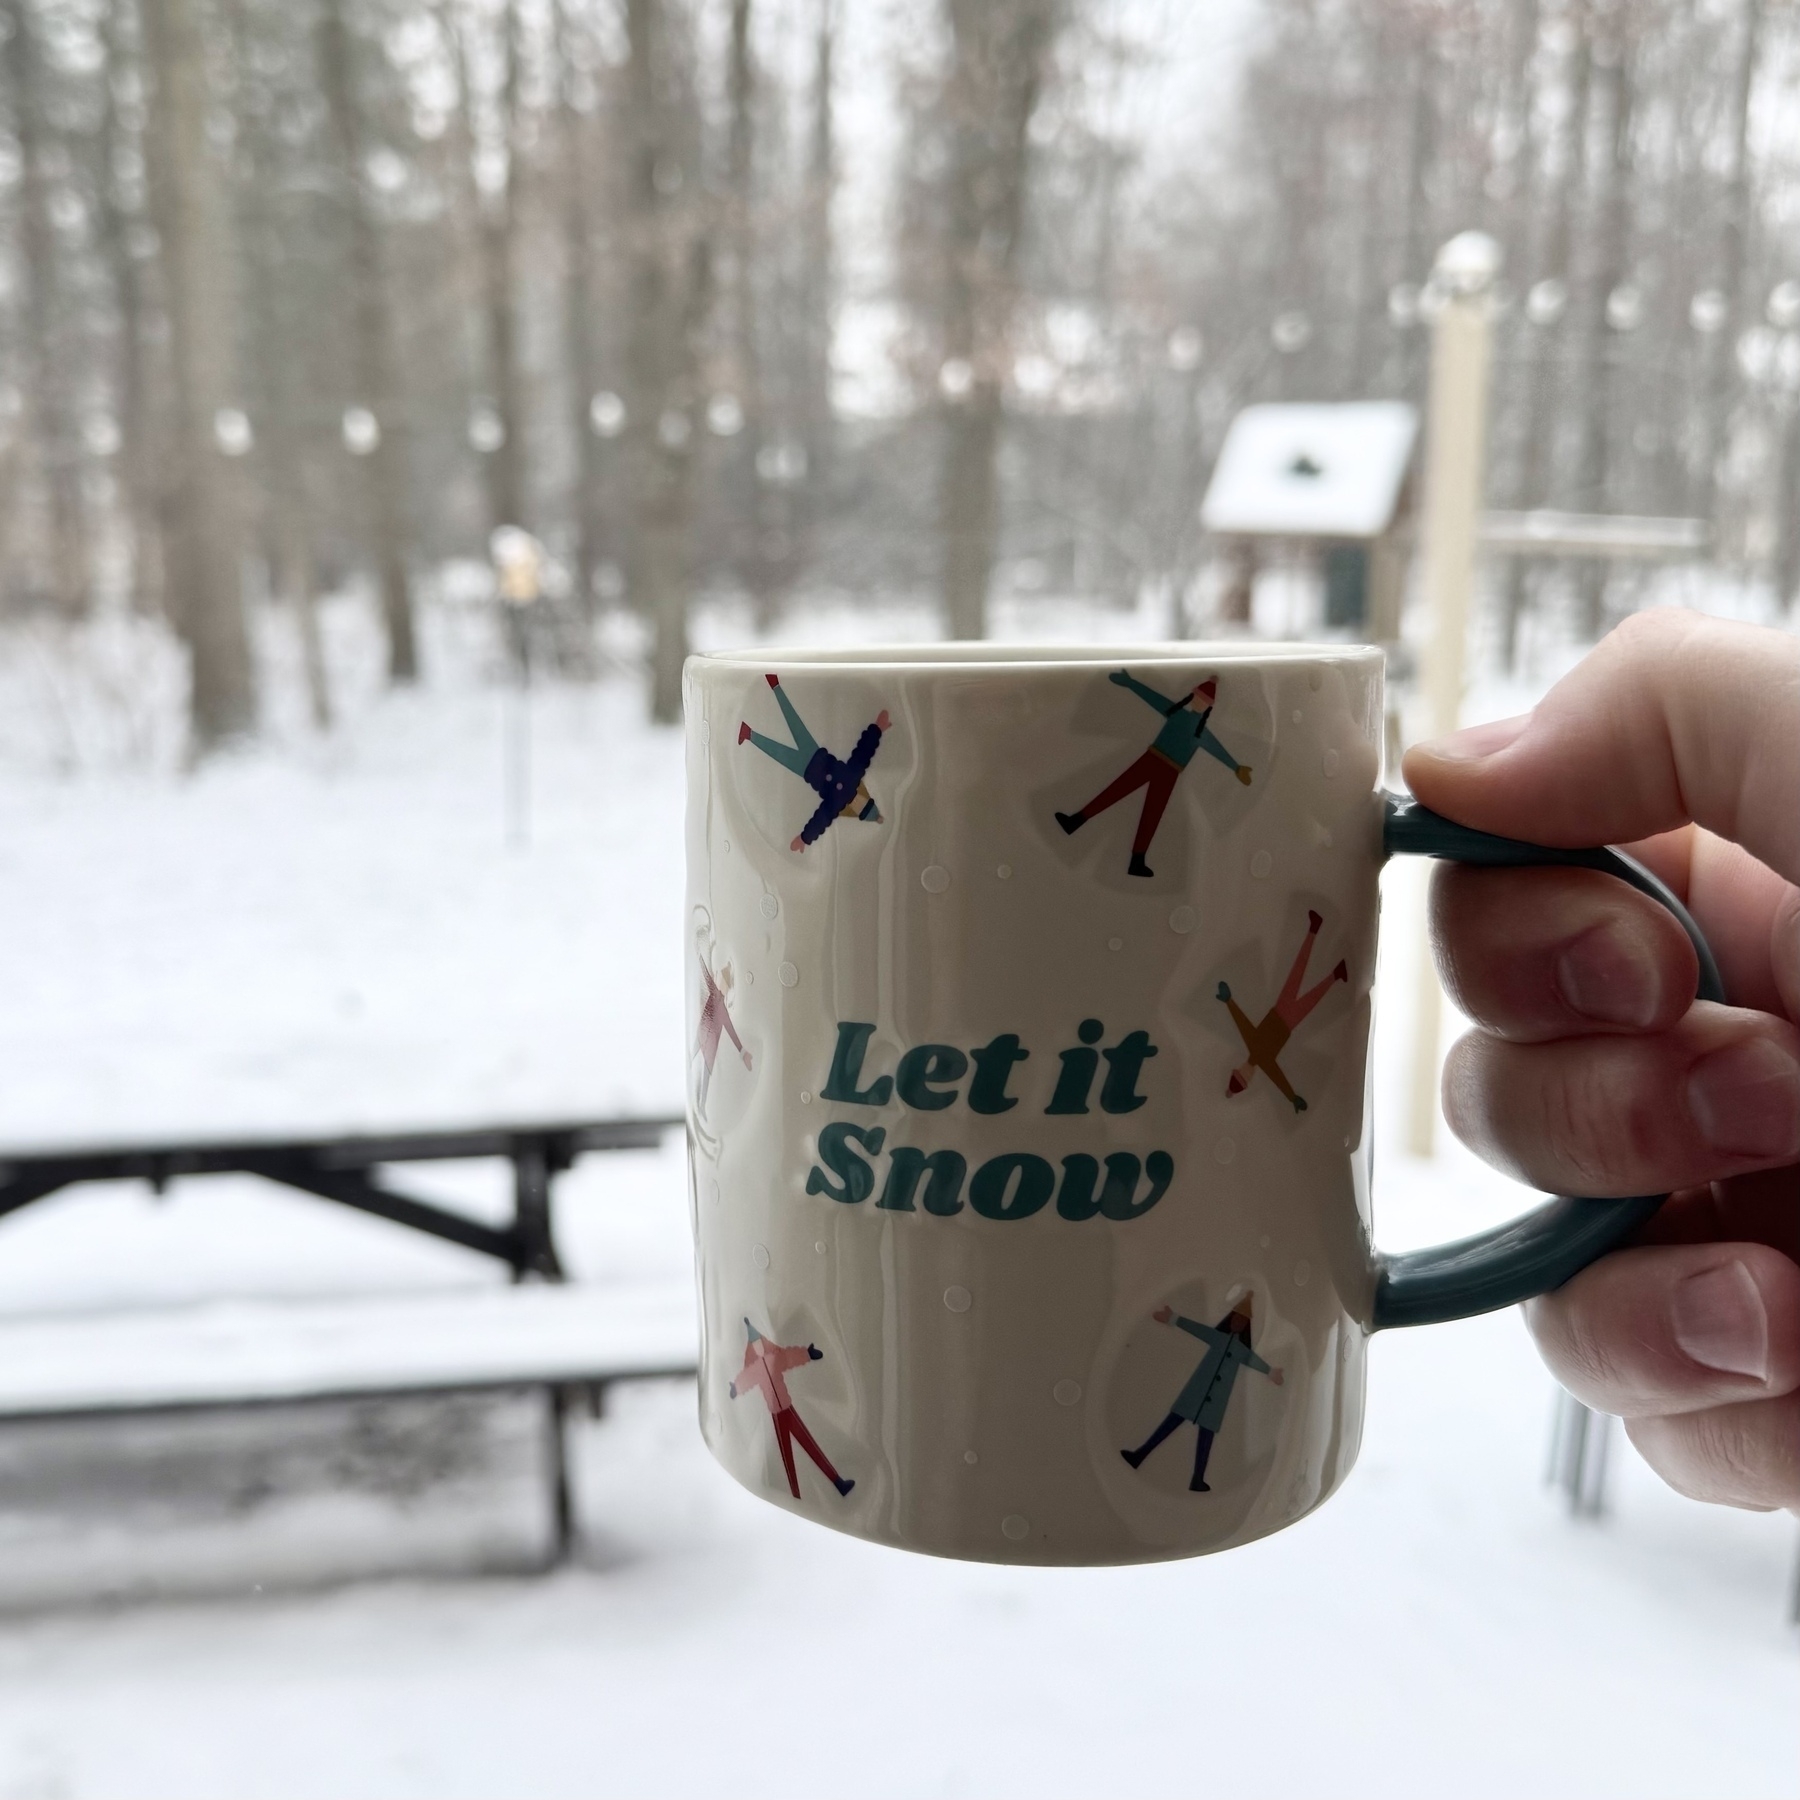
[{"x1": 0, "y1": 0, "x2": 1796, "y2": 750}]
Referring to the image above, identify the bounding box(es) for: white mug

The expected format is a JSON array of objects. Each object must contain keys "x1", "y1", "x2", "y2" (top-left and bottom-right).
[{"x1": 682, "y1": 645, "x2": 1717, "y2": 1565}]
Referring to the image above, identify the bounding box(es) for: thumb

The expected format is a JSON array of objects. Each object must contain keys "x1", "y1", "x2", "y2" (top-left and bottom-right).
[{"x1": 1403, "y1": 612, "x2": 1800, "y2": 886}]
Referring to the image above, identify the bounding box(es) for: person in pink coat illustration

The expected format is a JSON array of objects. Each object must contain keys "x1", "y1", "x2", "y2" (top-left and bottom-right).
[
  {"x1": 729, "y1": 1320, "x2": 855, "y2": 1500},
  {"x1": 693, "y1": 952, "x2": 751, "y2": 1118}
]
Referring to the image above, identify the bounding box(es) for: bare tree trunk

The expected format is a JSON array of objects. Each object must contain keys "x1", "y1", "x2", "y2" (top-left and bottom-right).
[
  {"x1": 1702, "y1": 0, "x2": 1762, "y2": 524},
  {"x1": 226, "y1": 0, "x2": 330, "y2": 729},
  {"x1": 798, "y1": 0, "x2": 836, "y2": 494},
  {"x1": 96, "y1": 0, "x2": 165, "y2": 618},
  {"x1": 725, "y1": 0, "x2": 778, "y2": 626},
  {"x1": 317, "y1": 0, "x2": 419, "y2": 683},
  {"x1": 555, "y1": 0, "x2": 599, "y2": 612},
  {"x1": 936, "y1": 0, "x2": 1059, "y2": 641},
  {"x1": 1500, "y1": 19, "x2": 1591, "y2": 670},
  {"x1": 3, "y1": 0, "x2": 90, "y2": 617},
  {"x1": 453, "y1": 0, "x2": 528, "y2": 531},
  {"x1": 141, "y1": 0, "x2": 256, "y2": 748},
  {"x1": 623, "y1": 0, "x2": 708, "y2": 723},
  {"x1": 1573, "y1": 25, "x2": 1635, "y2": 640}
]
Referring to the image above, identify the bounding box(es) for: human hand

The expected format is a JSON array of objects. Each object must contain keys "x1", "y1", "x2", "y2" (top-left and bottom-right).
[
  {"x1": 1152, "y1": 1304, "x2": 1173, "y2": 1324},
  {"x1": 790, "y1": 834, "x2": 805, "y2": 853},
  {"x1": 876, "y1": 709, "x2": 891, "y2": 731},
  {"x1": 1405, "y1": 611, "x2": 1800, "y2": 1513}
]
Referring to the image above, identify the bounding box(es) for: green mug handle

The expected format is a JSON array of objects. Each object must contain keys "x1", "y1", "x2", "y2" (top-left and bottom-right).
[{"x1": 1372, "y1": 795, "x2": 1727, "y2": 1331}]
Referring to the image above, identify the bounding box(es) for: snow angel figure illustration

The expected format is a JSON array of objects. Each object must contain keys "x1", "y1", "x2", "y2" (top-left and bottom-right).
[
  {"x1": 1122, "y1": 1292, "x2": 1284, "y2": 1492},
  {"x1": 729, "y1": 1320, "x2": 855, "y2": 1501},
  {"x1": 739, "y1": 673, "x2": 891, "y2": 853},
  {"x1": 1216, "y1": 909, "x2": 1348, "y2": 1113},
  {"x1": 1055, "y1": 670, "x2": 1251, "y2": 877},
  {"x1": 692, "y1": 951, "x2": 751, "y2": 1119}
]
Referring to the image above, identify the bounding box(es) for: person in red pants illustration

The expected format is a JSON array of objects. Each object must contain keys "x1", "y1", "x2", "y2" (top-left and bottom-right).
[
  {"x1": 729, "y1": 1320, "x2": 855, "y2": 1499},
  {"x1": 1056, "y1": 671, "x2": 1251, "y2": 877},
  {"x1": 693, "y1": 952, "x2": 751, "y2": 1118},
  {"x1": 1121, "y1": 1293, "x2": 1283, "y2": 1492},
  {"x1": 739, "y1": 674, "x2": 890, "y2": 852},
  {"x1": 1216, "y1": 909, "x2": 1348, "y2": 1112}
]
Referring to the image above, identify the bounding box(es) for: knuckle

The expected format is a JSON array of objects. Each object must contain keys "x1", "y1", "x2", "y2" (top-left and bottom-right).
[
  {"x1": 1527, "y1": 1289, "x2": 1628, "y2": 1405},
  {"x1": 1548, "y1": 1051, "x2": 1665, "y2": 1196}
]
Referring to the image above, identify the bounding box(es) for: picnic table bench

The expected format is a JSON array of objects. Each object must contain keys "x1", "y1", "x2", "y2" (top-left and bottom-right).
[{"x1": 0, "y1": 1117, "x2": 694, "y2": 1563}]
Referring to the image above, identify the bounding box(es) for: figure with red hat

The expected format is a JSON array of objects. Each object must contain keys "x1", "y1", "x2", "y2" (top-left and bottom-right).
[
  {"x1": 1121, "y1": 1292, "x2": 1284, "y2": 1492},
  {"x1": 1055, "y1": 670, "x2": 1251, "y2": 877},
  {"x1": 1216, "y1": 910, "x2": 1349, "y2": 1113},
  {"x1": 739, "y1": 673, "x2": 891, "y2": 853},
  {"x1": 729, "y1": 1319, "x2": 855, "y2": 1501}
]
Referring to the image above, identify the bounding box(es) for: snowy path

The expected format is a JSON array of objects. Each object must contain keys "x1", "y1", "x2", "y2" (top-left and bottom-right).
[{"x1": 0, "y1": 601, "x2": 1791, "y2": 1798}]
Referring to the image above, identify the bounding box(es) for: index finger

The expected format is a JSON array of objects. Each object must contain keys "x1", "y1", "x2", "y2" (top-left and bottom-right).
[{"x1": 1402, "y1": 611, "x2": 1800, "y2": 888}]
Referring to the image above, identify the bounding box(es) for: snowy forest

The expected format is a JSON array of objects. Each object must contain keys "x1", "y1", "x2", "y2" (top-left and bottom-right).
[{"x1": 0, "y1": 0, "x2": 1796, "y2": 750}]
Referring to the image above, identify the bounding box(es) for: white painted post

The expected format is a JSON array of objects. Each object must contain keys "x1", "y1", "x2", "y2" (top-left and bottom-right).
[{"x1": 1409, "y1": 232, "x2": 1500, "y2": 1157}]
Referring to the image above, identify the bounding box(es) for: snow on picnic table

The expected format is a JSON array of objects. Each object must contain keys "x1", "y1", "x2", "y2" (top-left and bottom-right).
[{"x1": 0, "y1": 589, "x2": 1791, "y2": 1800}]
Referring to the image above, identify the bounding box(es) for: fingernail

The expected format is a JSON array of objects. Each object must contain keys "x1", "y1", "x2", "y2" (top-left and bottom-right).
[
  {"x1": 1670, "y1": 1260, "x2": 1770, "y2": 1381},
  {"x1": 1420, "y1": 713, "x2": 1532, "y2": 762},
  {"x1": 1554, "y1": 922, "x2": 1664, "y2": 1027},
  {"x1": 1686, "y1": 1037, "x2": 1800, "y2": 1159}
]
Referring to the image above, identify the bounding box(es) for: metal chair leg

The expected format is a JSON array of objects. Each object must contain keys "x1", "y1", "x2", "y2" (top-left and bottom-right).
[
  {"x1": 1547, "y1": 1388, "x2": 1611, "y2": 1519},
  {"x1": 545, "y1": 1384, "x2": 575, "y2": 1566}
]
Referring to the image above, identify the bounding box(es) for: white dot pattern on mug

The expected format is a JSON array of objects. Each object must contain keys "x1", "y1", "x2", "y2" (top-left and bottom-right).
[
  {"x1": 963, "y1": 1450, "x2": 979, "y2": 1466},
  {"x1": 1292, "y1": 708, "x2": 1303, "y2": 724},
  {"x1": 1214, "y1": 1137, "x2": 1235, "y2": 1165},
  {"x1": 1323, "y1": 748, "x2": 1341, "y2": 777},
  {"x1": 1052, "y1": 1379, "x2": 1082, "y2": 1407},
  {"x1": 1250, "y1": 849, "x2": 1273, "y2": 879},
  {"x1": 799, "y1": 1091, "x2": 812, "y2": 1104},
  {"x1": 1107, "y1": 936, "x2": 1123, "y2": 952},
  {"x1": 1001, "y1": 1514, "x2": 1030, "y2": 1541},
  {"x1": 700, "y1": 719, "x2": 711, "y2": 743},
  {"x1": 778, "y1": 961, "x2": 799, "y2": 987},
  {"x1": 814, "y1": 1241, "x2": 827, "y2": 1254},
  {"x1": 759, "y1": 894, "x2": 779, "y2": 920},
  {"x1": 751, "y1": 1243, "x2": 770, "y2": 1270},
  {"x1": 921, "y1": 865, "x2": 950, "y2": 893},
  {"x1": 1169, "y1": 905, "x2": 1196, "y2": 934},
  {"x1": 943, "y1": 1285, "x2": 972, "y2": 1313},
  {"x1": 1294, "y1": 1259, "x2": 1311, "y2": 1287},
  {"x1": 996, "y1": 864, "x2": 1012, "y2": 880},
  {"x1": 722, "y1": 837, "x2": 731, "y2": 855}
]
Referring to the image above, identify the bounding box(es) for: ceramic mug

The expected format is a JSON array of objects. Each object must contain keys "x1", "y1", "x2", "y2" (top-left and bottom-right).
[{"x1": 682, "y1": 644, "x2": 1719, "y2": 1565}]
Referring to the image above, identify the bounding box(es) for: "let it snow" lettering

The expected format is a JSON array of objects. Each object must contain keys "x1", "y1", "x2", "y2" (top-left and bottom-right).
[{"x1": 803, "y1": 1020, "x2": 1175, "y2": 1223}]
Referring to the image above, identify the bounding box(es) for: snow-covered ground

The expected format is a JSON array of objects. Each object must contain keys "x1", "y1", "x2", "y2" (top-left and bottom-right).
[{"x1": 0, "y1": 585, "x2": 1792, "y2": 1799}]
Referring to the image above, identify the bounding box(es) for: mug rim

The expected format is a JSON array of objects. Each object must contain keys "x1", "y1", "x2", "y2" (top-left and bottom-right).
[{"x1": 690, "y1": 640, "x2": 1386, "y2": 673}]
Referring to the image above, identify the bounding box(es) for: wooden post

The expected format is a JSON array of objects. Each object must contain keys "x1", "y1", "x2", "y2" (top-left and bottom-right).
[{"x1": 1409, "y1": 232, "x2": 1499, "y2": 1157}]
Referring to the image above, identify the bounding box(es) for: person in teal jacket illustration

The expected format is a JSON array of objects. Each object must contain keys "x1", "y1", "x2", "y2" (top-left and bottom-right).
[
  {"x1": 1121, "y1": 1292, "x2": 1284, "y2": 1491},
  {"x1": 1056, "y1": 671, "x2": 1251, "y2": 877}
]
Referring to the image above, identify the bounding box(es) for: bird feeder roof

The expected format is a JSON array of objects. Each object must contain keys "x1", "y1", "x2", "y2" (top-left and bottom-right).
[{"x1": 1201, "y1": 402, "x2": 1418, "y2": 540}]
